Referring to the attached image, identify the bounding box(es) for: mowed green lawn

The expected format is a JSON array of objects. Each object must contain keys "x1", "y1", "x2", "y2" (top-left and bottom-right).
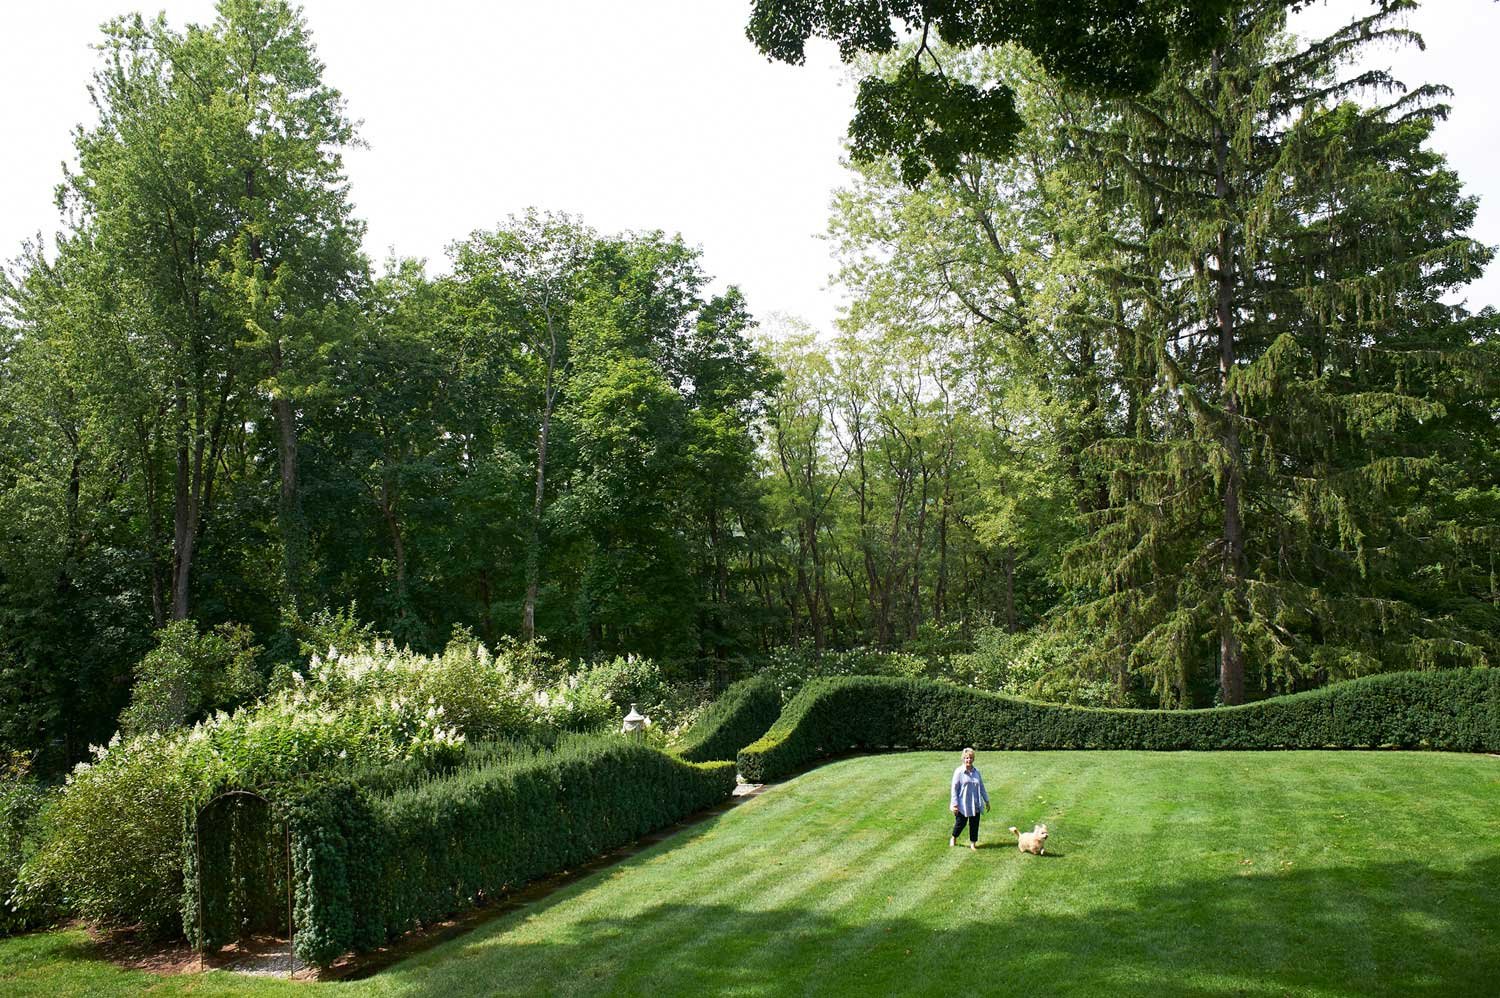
[{"x1": 3, "y1": 751, "x2": 1497, "y2": 997}]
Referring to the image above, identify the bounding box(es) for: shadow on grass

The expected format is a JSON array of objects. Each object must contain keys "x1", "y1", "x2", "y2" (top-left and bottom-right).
[
  {"x1": 323, "y1": 804, "x2": 745, "y2": 981},
  {"x1": 383, "y1": 855, "x2": 1500, "y2": 998}
]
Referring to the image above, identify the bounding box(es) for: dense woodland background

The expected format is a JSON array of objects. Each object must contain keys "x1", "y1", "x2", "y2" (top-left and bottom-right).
[{"x1": 2, "y1": 0, "x2": 1496, "y2": 771}]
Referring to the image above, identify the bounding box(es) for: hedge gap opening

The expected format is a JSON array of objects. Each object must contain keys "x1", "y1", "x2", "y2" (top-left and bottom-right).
[{"x1": 189, "y1": 790, "x2": 294, "y2": 970}]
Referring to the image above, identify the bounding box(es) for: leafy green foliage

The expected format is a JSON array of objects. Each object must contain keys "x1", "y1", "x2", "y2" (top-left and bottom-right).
[
  {"x1": 2, "y1": 0, "x2": 1496, "y2": 803},
  {"x1": 758, "y1": 644, "x2": 932, "y2": 702},
  {"x1": 850, "y1": 59, "x2": 1021, "y2": 185},
  {"x1": 737, "y1": 670, "x2": 1500, "y2": 782},
  {"x1": 15, "y1": 633, "x2": 711, "y2": 937},
  {"x1": 672, "y1": 674, "x2": 781, "y2": 763},
  {"x1": 822, "y1": 6, "x2": 1500, "y2": 704},
  {"x1": 119, "y1": 621, "x2": 263, "y2": 736},
  {"x1": 184, "y1": 792, "x2": 289, "y2": 952},
  {"x1": 950, "y1": 627, "x2": 1121, "y2": 708},
  {"x1": 747, "y1": 0, "x2": 1236, "y2": 183},
  {"x1": 8, "y1": 750, "x2": 1500, "y2": 996},
  {"x1": 1050, "y1": 2, "x2": 1500, "y2": 703},
  {"x1": 16, "y1": 733, "x2": 189, "y2": 937}
]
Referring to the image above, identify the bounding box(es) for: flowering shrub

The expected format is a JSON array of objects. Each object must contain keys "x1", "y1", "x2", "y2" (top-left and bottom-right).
[
  {"x1": 292, "y1": 636, "x2": 533, "y2": 744},
  {"x1": 16, "y1": 732, "x2": 189, "y2": 936},
  {"x1": 16, "y1": 635, "x2": 703, "y2": 935},
  {"x1": 759, "y1": 645, "x2": 932, "y2": 701},
  {"x1": 950, "y1": 626, "x2": 1122, "y2": 707},
  {"x1": 18, "y1": 643, "x2": 487, "y2": 935},
  {"x1": 553, "y1": 654, "x2": 707, "y2": 736}
]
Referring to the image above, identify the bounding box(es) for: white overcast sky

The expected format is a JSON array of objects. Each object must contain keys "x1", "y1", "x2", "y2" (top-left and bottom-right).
[{"x1": 2, "y1": 0, "x2": 1496, "y2": 330}]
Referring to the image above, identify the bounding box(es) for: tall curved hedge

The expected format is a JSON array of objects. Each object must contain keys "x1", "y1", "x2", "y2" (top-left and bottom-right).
[
  {"x1": 672, "y1": 674, "x2": 781, "y2": 763},
  {"x1": 737, "y1": 670, "x2": 1500, "y2": 783},
  {"x1": 279, "y1": 737, "x2": 734, "y2": 966}
]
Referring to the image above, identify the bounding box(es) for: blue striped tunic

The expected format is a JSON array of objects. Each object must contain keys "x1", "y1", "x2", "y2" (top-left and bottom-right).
[{"x1": 951, "y1": 765, "x2": 989, "y2": 817}]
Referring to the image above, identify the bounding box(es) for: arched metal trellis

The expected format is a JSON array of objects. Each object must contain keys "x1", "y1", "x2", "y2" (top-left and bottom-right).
[{"x1": 192, "y1": 789, "x2": 296, "y2": 979}]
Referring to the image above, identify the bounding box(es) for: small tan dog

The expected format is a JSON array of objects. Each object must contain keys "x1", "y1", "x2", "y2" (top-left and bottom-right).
[{"x1": 1009, "y1": 823, "x2": 1049, "y2": 855}]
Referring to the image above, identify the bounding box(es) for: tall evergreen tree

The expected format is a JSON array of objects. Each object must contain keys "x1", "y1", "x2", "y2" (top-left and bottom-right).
[{"x1": 1060, "y1": 1, "x2": 1499, "y2": 703}]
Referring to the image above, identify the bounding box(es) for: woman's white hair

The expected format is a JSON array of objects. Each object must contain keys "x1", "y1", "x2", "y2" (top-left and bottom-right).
[{"x1": 961, "y1": 747, "x2": 975, "y2": 759}]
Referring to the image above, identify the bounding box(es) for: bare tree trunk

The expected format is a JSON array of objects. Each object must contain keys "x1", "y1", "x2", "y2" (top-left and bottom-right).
[
  {"x1": 708, "y1": 502, "x2": 731, "y2": 667},
  {"x1": 521, "y1": 403, "x2": 549, "y2": 639},
  {"x1": 170, "y1": 386, "x2": 195, "y2": 620},
  {"x1": 908, "y1": 452, "x2": 931, "y2": 640},
  {"x1": 802, "y1": 523, "x2": 826, "y2": 650},
  {"x1": 1212, "y1": 49, "x2": 1247, "y2": 706},
  {"x1": 272, "y1": 347, "x2": 303, "y2": 605},
  {"x1": 136, "y1": 415, "x2": 168, "y2": 628},
  {"x1": 935, "y1": 466, "x2": 951, "y2": 624},
  {"x1": 379, "y1": 475, "x2": 406, "y2": 594},
  {"x1": 478, "y1": 569, "x2": 496, "y2": 645},
  {"x1": 1004, "y1": 545, "x2": 1017, "y2": 634},
  {"x1": 522, "y1": 302, "x2": 560, "y2": 641}
]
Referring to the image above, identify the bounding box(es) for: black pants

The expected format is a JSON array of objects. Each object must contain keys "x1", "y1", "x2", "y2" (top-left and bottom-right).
[{"x1": 951, "y1": 812, "x2": 980, "y2": 842}]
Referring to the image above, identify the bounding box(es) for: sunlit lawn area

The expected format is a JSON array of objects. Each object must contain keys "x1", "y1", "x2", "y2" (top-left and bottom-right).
[{"x1": 3, "y1": 750, "x2": 1497, "y2": 997}]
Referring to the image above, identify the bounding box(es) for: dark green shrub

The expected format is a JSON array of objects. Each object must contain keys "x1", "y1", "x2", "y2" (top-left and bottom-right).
[
  {"x1": 672, "y1": 674, "x2": 781, "y2": 763},
  {"x1": 283, "y1": 736, "x2": 734, "y2": 966},
  {"x1": 2, "y1": 753, "x2": 53, "y2": 935},
  {"x1": 737, "y1": 670, "x2": 1500, "y2": 783}
]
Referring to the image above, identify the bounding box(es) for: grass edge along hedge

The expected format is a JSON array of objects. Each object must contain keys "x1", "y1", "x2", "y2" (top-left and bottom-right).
[
  {"x1": 737, "y1": 669, "x2": 1500, "y2": 783},
  {"x1": 671, "y1": 674, "x2": 781, "y2": 763},
  {"x1": 281, "y1": 737, "x2": 734, "y2": 967}
]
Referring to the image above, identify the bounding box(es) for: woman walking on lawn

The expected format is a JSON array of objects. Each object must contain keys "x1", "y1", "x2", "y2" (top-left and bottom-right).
[{"x1": 950, "y1": 747, "x2": 990, "y2": 850}]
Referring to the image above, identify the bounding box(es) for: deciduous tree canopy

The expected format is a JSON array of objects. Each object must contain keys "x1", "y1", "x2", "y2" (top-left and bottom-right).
[{"x1": 1, "y1": 0, "x2": 1494, "y2": 771}]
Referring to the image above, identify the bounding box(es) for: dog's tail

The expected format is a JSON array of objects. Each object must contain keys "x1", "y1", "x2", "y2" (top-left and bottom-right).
[{"x1": 1008, "y1": 826, "x2": 1019, "y2": 835}]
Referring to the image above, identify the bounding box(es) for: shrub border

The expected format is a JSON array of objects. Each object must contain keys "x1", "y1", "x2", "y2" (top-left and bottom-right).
[
  {"x1": 274, "y1": 738, "x2": 733, "y2": 966},
  {"x1": 737, "y1": 670, "x2": 1500, "y2": 783},
  {"x1": 672, "y1": 674, "x2": 781, "y2": 763}
]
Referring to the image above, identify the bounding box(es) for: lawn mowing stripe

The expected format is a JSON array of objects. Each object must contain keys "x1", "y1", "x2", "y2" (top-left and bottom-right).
[
  {"x1": 599, "y1": 763, "x2": 943, "y2": 983},
  {"x1": 534, "y1": 755, "x2": 995, "y2": 995},
  {"x1": 516, "y1": 768, "x2": 937, "y2": 997},
  {"x1": 820, "y1": 790, "x2": 1053, "y2": 984},
  {"x1": 888, "y1": 751, "x2": 1118, "y2": 996},
  {"x1": 4, "y1": 752, "x2": 1497, "y2": 998},
  {"x1": 1306, "y1": 754, "x2": 1487, "y2": 995},
  {"x1": 326, "y1": 752, "x2": 1500, "y2": 998},
  {"x1": 626, "y1": 756, "x2": 988, "y2": 997},
  {"x1": 719, "y1": 755, "x2": 1059, "y2": 998},
  {"x1": 415, "y1": 759, "x2": 936, "y2": 993}
]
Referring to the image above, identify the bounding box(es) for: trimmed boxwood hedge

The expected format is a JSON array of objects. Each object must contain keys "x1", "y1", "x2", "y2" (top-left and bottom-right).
[
  {"x1": 280, "y1": 736, "x2": 734, "y2": 966},
  {"x1": 737, "y1": 670, "x2": 1500, "y2": 783},
  {"x1": 672, "y1": 674, "x2": 782, "y2": 763}
]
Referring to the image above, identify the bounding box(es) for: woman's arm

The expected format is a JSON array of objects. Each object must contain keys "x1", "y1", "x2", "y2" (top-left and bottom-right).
[{"x1": 950, "y1": 769, "x2": 960, "y2": 812}]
